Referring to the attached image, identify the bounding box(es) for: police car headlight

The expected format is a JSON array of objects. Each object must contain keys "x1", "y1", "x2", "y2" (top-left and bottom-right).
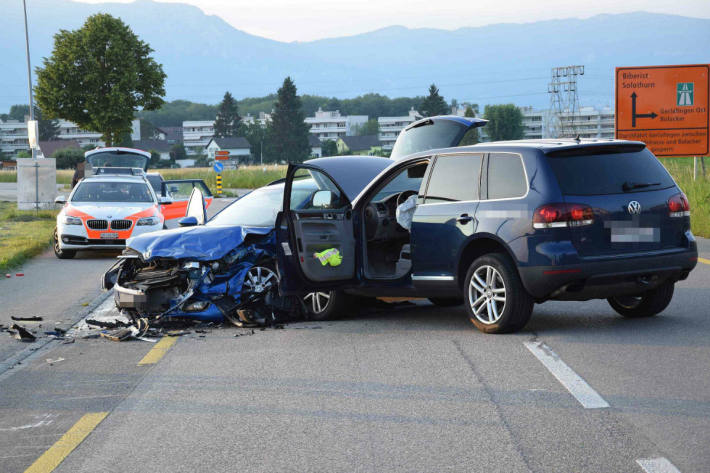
[
  {"x1": 63, "y1": 216, "x2": 83, "y2": 225},
  {"x1": 136, "y1": 217, "x2": 160, "y2": 226}
]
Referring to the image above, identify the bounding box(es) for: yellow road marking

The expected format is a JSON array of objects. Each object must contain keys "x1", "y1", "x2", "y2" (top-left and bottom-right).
[
  {"x1": 24, "y1": 412, "x2": 108, "y2": 473},
  {"x1": 698, "y1": 257, "x2": 710, "y2": 265},
  {"x1": 137, "y1": 336, "x2": 178, "y2": 366}
]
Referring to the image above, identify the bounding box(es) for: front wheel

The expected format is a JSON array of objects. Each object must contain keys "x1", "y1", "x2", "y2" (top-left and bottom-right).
[
  {"x1": 53, "y1": 228, "x2": 76, "y2": 259},
  {"x1": 607, "y1": 282, "x2": 674, "y2": 318},
  {"x1": 463, "y1": 253, "x2": 533, "y2": 334}
]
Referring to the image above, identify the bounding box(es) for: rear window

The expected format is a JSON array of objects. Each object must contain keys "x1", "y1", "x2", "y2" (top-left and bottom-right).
[
  {"x1": 425, "y1": 154, "x2": 482, "y2": 203},
  {"x1": 390, "y1": 119, "x2": 469, "y2": 159},
  {"x1": 487, "y1": 153, "x2": 527, "y2": 199},
  {"x1": 547, "y1": 149, "x2": 675, "y2": 195}
]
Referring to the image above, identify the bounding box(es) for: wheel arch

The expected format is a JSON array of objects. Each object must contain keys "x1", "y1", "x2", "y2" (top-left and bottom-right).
[{"x1": 455, "y1": 234, "x2": 520, "y2": 289}]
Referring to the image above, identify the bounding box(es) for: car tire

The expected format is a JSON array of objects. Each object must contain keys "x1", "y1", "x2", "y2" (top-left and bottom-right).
[
  {"x1": 463, "y1": 253, "x2": 533, "y2": 334},
  {"x1": 607, "y1": 282, "x2": 674, "y2": 318},
  {"x1": 428, "y1": 297, "x2": 463, "y2": 307},
  {"x1": 304, "y1": 290, "x2": 349, "y2": 321},
  {"x1": 53, "y1": 228, "x2": 76, "y2": 259}
]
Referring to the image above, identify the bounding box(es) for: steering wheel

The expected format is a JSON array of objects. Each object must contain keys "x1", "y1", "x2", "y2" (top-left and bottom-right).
[{"x1": 396, "y1": 190, "x2": 418, "y2": 207}]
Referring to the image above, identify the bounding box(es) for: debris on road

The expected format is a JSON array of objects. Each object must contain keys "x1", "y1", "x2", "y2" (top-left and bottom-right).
[
  {"x1": 10, "y1": 324, "x2": 36, "y2": 342},
  {"x1": 11, "y1": 316, "x2": 43, "y2": 322},
  {"x1": 45, "y1": 357, "x2": 65, "y2": 365}
]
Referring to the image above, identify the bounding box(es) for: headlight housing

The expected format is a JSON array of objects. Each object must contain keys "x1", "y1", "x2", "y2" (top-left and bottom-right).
[
  {"x1": 63, "y1": 216, "x2": 83, "y2": 225},
  {"x1": 137, "y1": 216, "x2": 160, "y2": 226}
]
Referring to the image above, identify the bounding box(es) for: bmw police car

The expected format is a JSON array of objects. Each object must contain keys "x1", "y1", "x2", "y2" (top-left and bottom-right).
[{"x1": 53, "y1": 173, "x2": 166, "y2": 259}]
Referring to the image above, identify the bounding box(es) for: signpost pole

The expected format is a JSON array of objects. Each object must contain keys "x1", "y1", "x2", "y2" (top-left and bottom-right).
[
  {"x1": 216, "y1": 173, "x2": 222, "y2": 196},
  {"x1": 694, "y1": 157, "x2": 697, "y2": 181},
  {"x1": 701, "y1": 156, "x2": 707, "y2": 178}
]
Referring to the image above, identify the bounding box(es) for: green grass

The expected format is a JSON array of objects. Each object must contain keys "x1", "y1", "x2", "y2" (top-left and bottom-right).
[
  {"x1": 662, "y1": 157, "x2": 710, "y2": 238},
  {"x1": 0, "y1": 170, "x2": 16, "y2": 182},
  {"x1": 158, "y1": 165, "x2": 287, "y2": 193},
  {"x1": 0, "y1": 202, "x2": 58, "y2": 271}
]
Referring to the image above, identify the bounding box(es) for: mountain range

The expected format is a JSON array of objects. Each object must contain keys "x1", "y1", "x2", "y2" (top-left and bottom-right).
[{"x1": 1, "y1": 0, "x2": 709, "y2": 111}]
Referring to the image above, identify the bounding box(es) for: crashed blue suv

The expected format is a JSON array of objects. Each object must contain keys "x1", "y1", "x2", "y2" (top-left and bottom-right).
[{"x1": 276, "y1": 116, "x2": 698, "y2": 333}]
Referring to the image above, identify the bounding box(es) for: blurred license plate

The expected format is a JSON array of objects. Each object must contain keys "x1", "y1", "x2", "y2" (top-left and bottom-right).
[
  {"x1": 610, "y1": 226, "x2": 659, "y2": 243},
  {"x1": 101, "y1": 233, "x2": 119, "y2": 239}
]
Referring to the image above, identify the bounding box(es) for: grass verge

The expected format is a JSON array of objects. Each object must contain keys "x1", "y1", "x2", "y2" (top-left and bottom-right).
[
  {"x1": 157, "y1": 165, "x2": 287, "y2": 192},
  {"x1": 0, "y1": 202, "x2": 58, "y2": 271},
  {"x1": 662, "y1": 158, "x2": 710, "y2": 238}
]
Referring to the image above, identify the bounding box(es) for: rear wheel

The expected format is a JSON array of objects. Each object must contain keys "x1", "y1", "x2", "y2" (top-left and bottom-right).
[
  {"x1": 463, "y1": 253, "x2": 533, "y2": 334},
  {"x1": 304, "y1": 290, "x2": 348, "y2": 320},
  {"x1": 53, "y1": 228, "x2": 76, "y2": 259},
  {"x1": 607, "y1": 282, "x2": 674, "y2": 318}
]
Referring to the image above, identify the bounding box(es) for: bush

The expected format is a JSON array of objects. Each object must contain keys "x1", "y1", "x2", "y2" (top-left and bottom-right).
[{"x1": 53, "y1": 148, "x2": 85, "y2": 169}]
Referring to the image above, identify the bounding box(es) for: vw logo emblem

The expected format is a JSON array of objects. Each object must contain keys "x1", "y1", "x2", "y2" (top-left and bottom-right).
[{"x1": 627, "y1": 201, "x2": 642, "y2": 215}]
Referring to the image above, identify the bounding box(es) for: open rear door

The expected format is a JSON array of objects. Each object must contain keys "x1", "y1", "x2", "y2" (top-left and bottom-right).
[
  {"x1": 161, "y1": 179, "x2": 213, "y2": 220},
  {"x1": 389, "y1": 115, "x2": 488, "y2": 160},
  {"x1": 276, "y1": 164, "x2": 357, "y2": 295}
]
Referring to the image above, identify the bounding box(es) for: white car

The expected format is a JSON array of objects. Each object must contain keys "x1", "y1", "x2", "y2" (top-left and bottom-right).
[{"x1": 53, "y1": 174, "x2": 166, "y2": 259}]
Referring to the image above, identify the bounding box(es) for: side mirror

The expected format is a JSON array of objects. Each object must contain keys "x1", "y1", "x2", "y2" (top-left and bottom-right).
[
  {"x1": 54, "y1": 195, "x2": 66, "y2": 205},
  {"x1": 178, "y1": 216, "x2": 199, "y2": 227},
  {"x1": 159, "y1": 196, "x2": 173, "y2": 205},
  {"x1": 312, "y1": 190, "x2": 334, "y2": 208}
]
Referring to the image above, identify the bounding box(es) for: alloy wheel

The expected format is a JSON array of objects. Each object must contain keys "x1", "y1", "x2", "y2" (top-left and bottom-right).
[
  {"x1": 468, "y1": 265, "x2": 507, "y2": 324},
  {"x1": 243, "y1": 266, "x2": 278, "y2": 294},
  {"x1": 304, "y1": 291, "x2": 331, "y2": 314}
]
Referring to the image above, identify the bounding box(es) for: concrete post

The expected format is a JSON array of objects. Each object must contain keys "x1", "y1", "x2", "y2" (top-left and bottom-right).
[{"x1": 17, "y1": 158, "x2": 57, "y2": 210}]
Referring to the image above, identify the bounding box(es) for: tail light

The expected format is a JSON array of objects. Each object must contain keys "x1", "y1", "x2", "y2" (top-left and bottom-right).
[
  {"x1": 533, "y1": 203, "x2": 594, "y2": 229},
  {"x1": 668, "y1": 192, "x2": 690, "y2": 218}
]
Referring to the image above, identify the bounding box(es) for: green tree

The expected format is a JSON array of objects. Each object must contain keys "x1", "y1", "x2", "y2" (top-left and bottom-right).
[
  {"x1": 242, "y1": 121, "x2": 268, "y2": 163},
  {"x1": 355, "y1": 118, "x2": 380, "y2": 136},
  {"x1": 8, "y1": 105, "x2": 29, "y2": 121},
  {"x1": 53, "y1": 148, "x2": 85, "y2": 169},
  {"x1": 459, "y1": 105, "x2": 480, "y2": 146},
  {"x1": 193, "y1": 153, "x2": 210, "y2": 167},
  {"x1": 419, "y1": 84, "x2": 448, "y2": 117},
  {"x1": 35, "y1": 14, "x2": 166, "y2": 146},
  {"x1": 213, "y1": 91, "x2": 243, "y2": 138},
  {"x1": 17, "y1": 150, "x2": 32, "y2": 159},
  {"x1": 264, "y1": 77, "x2": 311, "y2": 163},
  {"x1": 35, "y1": 106, "x2": 60, "y2": 141},
  {"x1": 321, "y1": 140, "x2": 338, "y2": 157},
  {"x1": 483, "y1": 104, "x2": 524, "y2": 141},
  {"x1": 170, "y1": 143, "x2": 187, "y2": 161}
]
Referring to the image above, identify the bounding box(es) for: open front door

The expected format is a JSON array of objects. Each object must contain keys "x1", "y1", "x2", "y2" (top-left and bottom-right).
[
  {"x1": 276, "y1": 164, "x2": 357, "y2": 295},
  {"x1": 161, "y1": 179, "x2": 213, "y2": 220},
  {"x1": 185, "y1": 187, "x2": 207, "y2": 224}
]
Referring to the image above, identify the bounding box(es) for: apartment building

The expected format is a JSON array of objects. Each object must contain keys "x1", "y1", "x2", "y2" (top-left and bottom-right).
[
  {"x1": 0, "y1": 120, "x2": 29, "y2": 156},
  {"x1": 242, "y1": 112, "x2": 272, "y2": 127},
  {"x1": 182, "y1": 120, "x2": 215, "y2": 156},
  {"x1": 305, "y1": 109, "x2": 367, "y2": 142},
  {"x1": 377, "y1": 108, "x2": 422, "y2": 151},
  {"x1": 558, "y1": 106, "x2": 615, "y2": 139}
]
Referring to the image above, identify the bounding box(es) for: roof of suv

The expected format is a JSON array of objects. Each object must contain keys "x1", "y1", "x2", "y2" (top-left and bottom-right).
[{"x1": 399, "y1": 138, "x2": 647, "y2": 161}]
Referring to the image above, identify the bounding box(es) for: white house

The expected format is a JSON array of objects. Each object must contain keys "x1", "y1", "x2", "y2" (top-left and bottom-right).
[
  {"x1": 206, "y1": 137, "x2": 252, "y2": 168},
  {"x1": 183, "y1": 120, "x2": 215, "y2": 156},
  {"x1": 305, "y1": 108, "x2": 367, "y2": 142}
]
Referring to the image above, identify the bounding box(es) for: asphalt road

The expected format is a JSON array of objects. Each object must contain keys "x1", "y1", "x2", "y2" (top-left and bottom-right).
[{"x1": 0, "y1": 234, "x2": 708, "y2": 472}]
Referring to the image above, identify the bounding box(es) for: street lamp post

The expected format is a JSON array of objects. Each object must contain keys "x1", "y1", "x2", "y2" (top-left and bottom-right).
[{"x1": 22, "y1": 0, "x2": 36, "y2": 161}]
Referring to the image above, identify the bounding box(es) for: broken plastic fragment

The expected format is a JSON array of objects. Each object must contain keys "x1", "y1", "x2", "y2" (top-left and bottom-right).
[
  {"x1": 11, "y1": 316, "x2": 43, "y2": 322},
  {"x1": 10, "y1": 324, "x2": 36, "y2": 342}
]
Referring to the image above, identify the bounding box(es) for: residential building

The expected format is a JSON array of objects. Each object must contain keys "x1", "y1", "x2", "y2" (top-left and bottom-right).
[
  {"x1": 38, "y1": 140, "x2": 80, "y2": 159},
  {"x1": 377, "y1": 108, "x2": 422, "y2": 151},
  {"x1": 159, "y1": 126, "x2": 183, "y2": 144},
  {"x1": 56, "y1": 120, "x2": 104, "y2": 147},
  {"x1": 308, "y1": 135, "x2": 322, "y2": 158},
  {"x1": 336, "y1": 135, "x2": 383, "y2": 156},
  {"x1": 557, "y1": 106, "x2": 615, "y2": 139},
  {"x1": 183, "y1": 120, "x2": 215, "y2": 156},
  {"x1": 242, "y1": 112, "x2": 272, "y2": 127},
  {"x1": 0, "y1": 120, "x2": 29, "y2": 156},
  {"x1": 305, "y1": 109, "x2": 367, "y2": 142},
  {"x1": 521, "y1": 107, "x2": 546, "y2": 140},
  {"x1": 206, "y1": 137, "x2": 251, "y2": 168}
]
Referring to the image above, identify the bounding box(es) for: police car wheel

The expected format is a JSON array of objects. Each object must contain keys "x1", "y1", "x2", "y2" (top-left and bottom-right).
[{"x1": 53, "y1": 228, "x2": 76, "y2": 259}]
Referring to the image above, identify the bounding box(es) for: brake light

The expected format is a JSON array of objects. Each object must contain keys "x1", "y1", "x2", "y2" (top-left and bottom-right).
[
  {"x1": 668, "y1": 192, "x2": 690, "y2": 218},
  {"x1": 533, "y1": 203, "x2": 594, "y2": 229}
]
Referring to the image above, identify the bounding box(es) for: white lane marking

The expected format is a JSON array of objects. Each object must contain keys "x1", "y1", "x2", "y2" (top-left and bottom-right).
[
  {"x1": 636, "y1": 457, "x2": 682, "y2": 473},
  {"x1": 524, "y1": 340, "x2": 609, "y2": 409}
]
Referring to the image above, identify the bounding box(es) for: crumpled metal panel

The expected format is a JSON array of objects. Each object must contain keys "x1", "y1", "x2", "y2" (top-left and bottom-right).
[{"x1": 126, "y1": 224, "x2": 273, "y2": 262}]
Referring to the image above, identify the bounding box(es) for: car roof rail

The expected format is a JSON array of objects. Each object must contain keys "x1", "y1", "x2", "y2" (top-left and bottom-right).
[{"x1": 94, "y1": 167, "x2": 146, "y2": 176}]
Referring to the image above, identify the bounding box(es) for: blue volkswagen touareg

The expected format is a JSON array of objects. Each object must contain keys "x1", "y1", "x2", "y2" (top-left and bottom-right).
[{"x1": 274, "y1": 116, "x2": 698, "y2": 333}]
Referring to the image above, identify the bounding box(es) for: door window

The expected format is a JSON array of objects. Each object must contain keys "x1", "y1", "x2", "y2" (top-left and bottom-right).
[
  {"x1": 487, "y1": 153, "x2": 527, "y2": 200},
  {"x1": 424, "y1": 154, "x2": 483, "y2": 203},
  {"x1": 290, "y1": 168, "x2": 346, "y2": 211}
]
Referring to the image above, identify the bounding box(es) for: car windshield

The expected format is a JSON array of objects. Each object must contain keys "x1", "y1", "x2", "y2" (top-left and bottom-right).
[
  {"x1": 208, "y1": 180, "x2": 319, "y2": 227},
  {"x1": 72, "y1": 181, "x2": 154, "y2": 203}
]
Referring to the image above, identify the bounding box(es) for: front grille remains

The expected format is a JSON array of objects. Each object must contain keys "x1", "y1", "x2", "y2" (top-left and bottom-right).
[
  {"x1": 111, "y1": 219, "x2": 132, "y2": 230},
  {"x1": 87, "y1": 219, "x2": 108, "y2": 230}
]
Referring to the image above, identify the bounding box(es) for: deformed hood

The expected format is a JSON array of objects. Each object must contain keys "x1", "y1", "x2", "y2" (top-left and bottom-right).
[{"x1": 127, "y1": 224, "x2": 273, "y2": 261}]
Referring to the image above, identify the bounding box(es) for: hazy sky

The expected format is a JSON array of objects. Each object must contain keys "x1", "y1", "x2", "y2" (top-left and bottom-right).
[{"x1": 80, "y1": 0, "x2": 710, "y2": 42}]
